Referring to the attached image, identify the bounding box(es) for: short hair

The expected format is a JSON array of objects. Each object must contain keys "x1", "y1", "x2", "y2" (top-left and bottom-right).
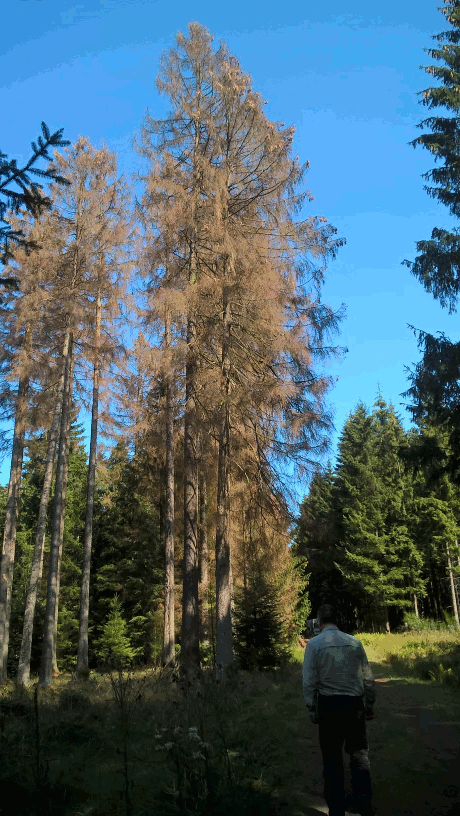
[{"x1": 317, "y1": 604, "x2": 337, "y2": 625}]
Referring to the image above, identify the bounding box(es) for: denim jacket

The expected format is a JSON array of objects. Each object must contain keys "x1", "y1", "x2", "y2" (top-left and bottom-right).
[{"x1": 302, "y1": 625, "x2": 375, "y2": 719}]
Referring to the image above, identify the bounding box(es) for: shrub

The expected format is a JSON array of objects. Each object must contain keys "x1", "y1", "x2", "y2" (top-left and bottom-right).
[
  {"x1": 95, "y1": 596, "x2": 140, "y2": 668},
  {"x1": 233, "y1": 579, "x2": 290, "y2": 670}
]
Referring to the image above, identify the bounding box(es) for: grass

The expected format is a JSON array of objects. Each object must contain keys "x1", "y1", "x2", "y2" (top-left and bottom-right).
[
  {"x1": 356, "y1": 628, "x2": 460, "y2": 690},
  {"x1": 1, "y1": 631, "x2": 460, "y2": 815}
]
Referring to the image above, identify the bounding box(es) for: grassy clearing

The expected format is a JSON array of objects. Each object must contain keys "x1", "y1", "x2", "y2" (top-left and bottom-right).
[
  {"x1": 356, "y1": 629, "x2": 460, "y2": 690},
  {"x1": 1, "y1": 633, "x2": 460, "y2": 816}
]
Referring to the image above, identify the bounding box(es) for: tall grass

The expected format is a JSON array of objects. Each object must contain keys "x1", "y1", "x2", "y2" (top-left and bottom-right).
[{"x1": 356, "y1": 626, "x2": 460, "y2": 689}]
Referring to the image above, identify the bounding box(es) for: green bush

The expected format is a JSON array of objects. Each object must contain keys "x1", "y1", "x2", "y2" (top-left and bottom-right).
[
  {"x1": 403, "y1": 612, "x2": 459, "y2": 634},
  {"x1": 95, "y1": 596, "x2": 140, "y2": 668},
  {"x1": 233, "y1": 580, "x2": 290, "y2": 670}
]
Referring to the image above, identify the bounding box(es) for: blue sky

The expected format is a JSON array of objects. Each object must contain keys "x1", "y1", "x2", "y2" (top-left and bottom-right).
[{"x1": 2, "y1": 0, "x2": 459, "y2": 491}]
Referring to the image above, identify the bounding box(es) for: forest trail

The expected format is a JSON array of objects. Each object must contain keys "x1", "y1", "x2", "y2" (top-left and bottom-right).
[{"x1": 274, "y1": 668, "x2": 460, "y2": 816}]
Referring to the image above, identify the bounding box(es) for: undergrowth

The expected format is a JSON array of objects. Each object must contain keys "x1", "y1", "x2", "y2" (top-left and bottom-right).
[
  {"x1": 0, "y1": 662, "x2": 302, "y2": 816},
  {"x1": 356, "y1": 626, "x2": 460, "y2": 688}
]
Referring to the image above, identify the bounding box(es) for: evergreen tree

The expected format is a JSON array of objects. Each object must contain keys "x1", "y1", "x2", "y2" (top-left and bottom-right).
[
  {"x1": 333, "y1": 399, "x2": 425, "y2": 631},
  {"x1": 91, "y1": 446, "x2": 164, "y2": 665},
  {"x1": 404, "y1": 1, "x2": 460, "y2": 458},
  {"x1": 95, "y1": 596, "x2": 138, "y2": 668},
  {"x1": 405, "y1": 422, "x2": 460, "y2": 624},
  {"x1": 295, "y1": 466, "x2": 358, "y2": 632}
]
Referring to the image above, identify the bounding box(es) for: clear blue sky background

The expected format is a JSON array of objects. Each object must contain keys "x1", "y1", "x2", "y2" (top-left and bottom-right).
[{"x1": 2, "y1": 0, "x2": 459, "y2": 494}]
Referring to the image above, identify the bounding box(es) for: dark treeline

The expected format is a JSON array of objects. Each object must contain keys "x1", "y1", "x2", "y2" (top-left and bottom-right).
[{"x1": 295, "y1": 395, "x2": 460, "y2": 633}]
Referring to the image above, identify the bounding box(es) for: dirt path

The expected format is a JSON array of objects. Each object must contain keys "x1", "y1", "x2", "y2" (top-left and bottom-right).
[{"x1": 280, "y1": 671, "x2": 460, "y2": 816}]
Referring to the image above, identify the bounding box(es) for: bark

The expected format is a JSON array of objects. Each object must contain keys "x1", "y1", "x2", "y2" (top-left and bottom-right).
[
  {"x1": 51, "y1": 349, "x2": 75, "y2": 678},
  {"x1": 446, "y1": 541, "x2": 460, "y2": 627},
  {"x1": 414, "y1": 594, "x2": 419, "y2": 618},
  {"x1": 215, "y1": 287, "x2": 233, "y2": 675},
  {"x1": 163, "y1": 310, "x2": 175, "y2": 666},
  {"x1": 76, "y1": 292, "x2": 102, "y2": 677},
  {"x1": 16, "y1": 356, "x2": 66, "y2": 687},
  {"x1": 39, "y1": 330, "x2": 74, "y2": 687},
  {"x1": 198, "y1": 455, "x2": 208, "y2": 588},
  {"x1": 181, "y1": 308, "x2": 200, "y2": 672},
  {"x1": 0, "y1": 373, "x2": 29, "y2": 683},
  {"x1": 198, "y1": 451, "x2": 209, "y2": 647},
  {"x1": 430, "y1": 562, "x2": 442, "y2": 619}
]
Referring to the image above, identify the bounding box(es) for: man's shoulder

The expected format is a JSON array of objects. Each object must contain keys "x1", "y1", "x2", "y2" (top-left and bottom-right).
[{"x1": 319, "y1": 627, "x2": 363, "y2": 648}]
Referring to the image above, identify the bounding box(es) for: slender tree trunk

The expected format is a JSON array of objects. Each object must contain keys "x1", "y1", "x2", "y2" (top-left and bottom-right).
[
  {"x1": 76, "y1": 293, "x2": 102, "y2": 677},
  {"x1": 414, "y1": 594, "x2": 419, "y2": 618},
  {"x1": 39, "y1": 330, "x2": 74, "y2": 688},
  {"x1": 16, "y1": 356, "x2": 67, "y2": 687},
  {"x1": 181, "y1": 307, "x2": 200, "y2": 672},
  {"x1": 215, "y1": 287, "x2": 232, "y2": 675},
  {"x1": 181, "y1": 89, "x2": 203, "y2": 675},
  {"x1": 431, "y1": 562, "x2": 442, "y2": 619},
  {"x1": 51, "y1": 349, "x2": 75, "y2": 678},
  {"x1": 163, "y1": 310, "x2": 175, "y2": 666},
  {"x1": 446, "y1": 541, "x2": 460, "y2": 627},
  {"x1": 199, "y1": 448, "x2": 208, "y2": 590},
  {"x1": 0, "y1": 372, "x2": 29, "y2": 682},
  {"x1": 198, "y1": 450, "x2": 209, "y2": 649}
]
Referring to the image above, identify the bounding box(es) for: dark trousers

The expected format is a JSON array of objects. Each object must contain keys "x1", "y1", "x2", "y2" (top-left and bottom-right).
[{"x1": 318, "y1": 695, "x2": 372, "y2": 816}]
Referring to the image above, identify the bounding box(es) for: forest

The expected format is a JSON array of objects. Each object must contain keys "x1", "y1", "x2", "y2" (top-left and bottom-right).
[{"x1": 1, "y1": 5, "x2": 460, "y2": 697}]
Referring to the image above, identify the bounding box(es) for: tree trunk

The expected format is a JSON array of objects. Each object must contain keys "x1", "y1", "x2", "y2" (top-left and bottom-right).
[
  {"x1": 163, "y1": 311, "x2": 175, "y2": 666},
  {"x1": 198, "y1": 451, "x2": 209, "y2": 650},
  {"x1": 181, "y1": 307, "x2": 200, "y2": 672},
  {"x1": 199, "y1": 456, "x2": 208, "y2": 590},
  {"x1": 39, "y1": 330, "x2": 74, "y2": 687},
  {"x1": 430, "y1": 562, "x2": 442, "y2": 619},
  {"x1": 0, "y1": 372, "x2": 29, "y2": 682},
  {"x1": 51, "y1": 349, "x2": 75, "y2": 678},
  {"x1": 215, "y1": 287, "x2": 232, "y2": 676},
  {"x1": 76, "y1": 293, "x2": 102, "y2": 677},
  {"x1": 16, "y1": 354, "x2": 67, "y2": 687},
  {"x1": 446, "y1": 541, "x2": 460, "y2": 627},
  {"x1": 414, "y1": 594, "x2": 419, "y2": 618}
]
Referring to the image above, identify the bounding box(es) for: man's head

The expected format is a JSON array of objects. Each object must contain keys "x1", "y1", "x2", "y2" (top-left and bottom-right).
[{"x1": 317, "y1": 604, "x2": 337, "y2": 630}]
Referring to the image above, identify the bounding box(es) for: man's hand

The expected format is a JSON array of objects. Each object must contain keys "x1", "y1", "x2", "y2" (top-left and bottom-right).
[
  {"x1": 308, "y1": 706, "x2": 318, "y2": 725},
  {"x1": 365, "y1": 708, "x2": 375, "y2": 721}
]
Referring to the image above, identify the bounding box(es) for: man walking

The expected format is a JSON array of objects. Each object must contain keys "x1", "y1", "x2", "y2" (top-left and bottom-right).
[{"x1": 302, "y1": 604, "x2": 375, "y2": 816}]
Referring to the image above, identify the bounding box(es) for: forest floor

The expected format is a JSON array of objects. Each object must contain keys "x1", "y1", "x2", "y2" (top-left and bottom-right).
[{"x1": 0, "y1": 632, "x2": 459, "y2": 815}]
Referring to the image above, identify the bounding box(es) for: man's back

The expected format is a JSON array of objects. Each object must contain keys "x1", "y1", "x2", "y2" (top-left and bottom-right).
[{"x1": 303, "y1": 624, "x2": 375, "y2": 707}]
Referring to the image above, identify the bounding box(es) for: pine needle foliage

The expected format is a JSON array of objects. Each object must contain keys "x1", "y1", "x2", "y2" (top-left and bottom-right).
[
  {"x1": 404, "y1": 2, "x2": 460, "y2": 453},
  {"x1": 0, "y1": 122, "x2": 69, "y2": 264}
]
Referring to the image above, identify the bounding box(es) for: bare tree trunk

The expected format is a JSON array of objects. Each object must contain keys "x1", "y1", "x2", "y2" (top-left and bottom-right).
[
  {"x1": 163, "y1": 310, "x2": 175, "y2": 666},
  {"x1": 51, "y1": 349, "x2": 75, "y2": 678},
  {"x1": 181, "y1": 307, "x2": 200, "y2": 672},
  {"x1": 414, "y1": 594, "x2": 419, "y2": 618},
  {"x1": 198, "y1": 450, "x2": 209, "y2": 650},
  {"x1": 446, "y1": 541, "x2": 460, "y2": 627},
  {"x1": 16, "y1": 356, "x2": 66, "y2": 687},
  {"x1": 0, "y1": 373, "x2": 29, "y2": 683},
  {"x1": 76, "y1": 293, "x2": 102, "y2": 677},
  {"x1": 199, "y1": 454, "x2": 208, "y2": 590},
  {"x1": 39, "y1": 330, "x2": 74, "y2": 687},
  {"x1": 215, "y1": 287, "x2": 232, "y2": 676}
]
